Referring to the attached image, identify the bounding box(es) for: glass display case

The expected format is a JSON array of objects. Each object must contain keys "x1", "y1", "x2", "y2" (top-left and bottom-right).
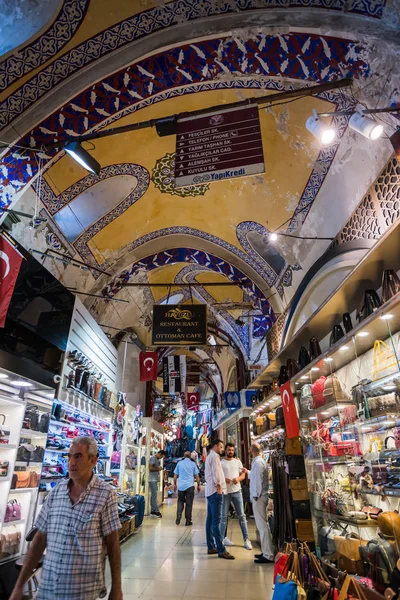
[
  {"x1": 123, "y1": 404, "x2": 143, "y2": 496},
  {"x1": 140, "y1": 418, "x2": 164, "y2": 515},
  {"x1": 296, "y1": 297, "x2": 400, "y2": 592}
]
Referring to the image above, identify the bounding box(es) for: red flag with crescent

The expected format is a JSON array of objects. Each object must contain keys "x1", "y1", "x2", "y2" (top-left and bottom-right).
[
  {"x1": 0, "y1": 235, "x2": 23, "y2": 328},
  {"x1": 187, "y1": 392, "x2": 200, "y2": 411},
  {"x1": 139, "y1": 351, "x2": 158, "y2": 381},
  {"x1": 279, "y1": 381, "x2": 300, "y2": 439}
]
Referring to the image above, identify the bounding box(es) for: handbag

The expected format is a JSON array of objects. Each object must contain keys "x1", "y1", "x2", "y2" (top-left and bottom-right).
[
  {"x1": 295, "y1": 519, "x2": 314, "y2": 542},
  {"x1": 287, "y1": 358, "x2": 299, "y2": 379},
  {"x1": 293, "y1": 500, "x2": 312, "y2": 520},
  {"x1": 15, "y1": 472, "x2": 31, "y2": 489},
  {"x1": 23, "y1": 405, "x2": 40, "y2": 431},
  {"x1": 382, "y1": 269, "x2": 400, "y2": 304},
  {"x1": 330, "y1": 324, "x2": 345, "y2": 347},
  {"x1": 361, "y1": 506, "x2": 382, "y2": 520},
  {"x1": 300, "y1": 384, "x2": 313, "y2": 411},
  {"x1": 5, "y1": 500, "x2": 22, "y2": 523},
  {"x1": 299, "y1": 347, "x2": 311, "y2": 370},
  {"x1": 334, "y1": 534, "x2": 367, "y2": 574},
  {"x1": 339, "y1": 404, "x2": 357, "y2": 426},
  {"x1": 276, "y1": 406, "x2": 285, "y2": 427},
  {"x1": 368, "y1": 393, "x2": 400, "y2": 417},
  {"x1": 343, "y1": 313, "x2": 353, "y2": 334},
  {"x1": 286, "y1": 437, "x2": 302, "y2": 456},
  {"x1": 0, "y1": 460, "x2": 9, "y2": 477},
  {"x1": 357, "y1": 289, "x2": 382, "y2": 322},
  {"x1": 287, "y1": 455, "x2": 306, "y2": 478},
  {"x1": 323, "y1": 375, "x2": 351, "y2": 403},
  {"x1": 268, "y1": 412, "x2": 277, "y2": 428},
  {"x1": 274, "y1": 551, "x2": 306, "y2": 600},
  {"x1": 0, "y1": 414, "x2": 10, "y2": 444},
  {"x1": 309, "y1": 337, "x2": 322, "y2": 360},
  {"x1": 0, "y1": 527, "x2": 21, "y2": 558},
  {"x1": 279, "y1": 366, "x2": 289, "y2": 387},
  {"x1": 290, "y1": 479, "x2": 309, "y2": 501},
  {"x1": 320, "y1": 526, "x2": 340, "y2": 554},
  {"x1": 372, "y1": 340, "x2": 398, "y2": 381},
  {"x1": 39, "y1": 412, "x2": 50, "y2": 433},
  {"x1": 311, "y1": 377, "x2": 327, "y2": 409}
]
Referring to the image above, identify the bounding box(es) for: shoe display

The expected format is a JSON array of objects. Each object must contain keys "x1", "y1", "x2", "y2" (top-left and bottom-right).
[
  {"x1": 218, "y1": 551, "x2": 235, "y2": 560},
  {"x1": 223, "y1": 537, "x2": 234, "y2": 546},
  {"x1": 244, "y1": 540, "x2": 252, "y2": 550}
]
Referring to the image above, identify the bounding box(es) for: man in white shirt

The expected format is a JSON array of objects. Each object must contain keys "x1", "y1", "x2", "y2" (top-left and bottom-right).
[
  {"x1": 221, "y1": 443, "x2": 252, "y2": 550},
  {"x1": 247, "y1": 443, "x2": 274, "y2": 564},
  {"x1": 205, "y1": 439, "x2": 235, "y2": 560}
]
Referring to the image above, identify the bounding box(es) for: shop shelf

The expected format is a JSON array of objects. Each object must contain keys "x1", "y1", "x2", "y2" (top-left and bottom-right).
[
  {"x1": 12, "y1": 488, "x2": 37, "y2": 493},
  {"x1": 15, "y1": 462, "x2": 43, "y2": 467},
  {"x1": 250, "y1": 389, "x2": 281, "y2": 412},
  {"x1": 0, "y1": 444, "x2": 17, "y2": 450},
  {"x1": 250, "y1": 222, "x2": 400, "y2": 388},
  {"x1": 49, "y1": 420, "x2": 111, "y2": 435},
  {"x1": 314, "y1": 510, "x2": 378, "y2": 527},
  {"x1": 62, "y1": 387, "x2": 114, "y2": 416},
  {"x1": 253, "y1": 425, "x2": 285, "y2": 441},
  {"x1": 1, "y1": 519, "x2": 26, "y2": 527},
  {"x1": 20, "y1": 429, "x2": 47, "y2": 438}
]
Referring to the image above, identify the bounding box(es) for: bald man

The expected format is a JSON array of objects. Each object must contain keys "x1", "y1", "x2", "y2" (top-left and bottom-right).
[
  {"x1": 247, "y1": 443, "x2": 274, "y2": 564},
  {"x1": 174, "y1": 451, "x2": 200, "y2": 525}
]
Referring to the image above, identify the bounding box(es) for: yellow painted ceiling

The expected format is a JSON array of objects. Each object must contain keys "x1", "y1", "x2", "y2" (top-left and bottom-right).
[{"x1": 45, "y1": 88, "x2": 333, "y2": 265}]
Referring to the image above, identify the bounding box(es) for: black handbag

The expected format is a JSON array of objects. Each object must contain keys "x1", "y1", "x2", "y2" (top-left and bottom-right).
[
  {"x1": 39, "y1": 413, "x2": 50, "y2": 433},
  {"x1": 276, "y1": 406, "x2": 285, "y2": 427},
  {"x1": 278, "y1": 366, "x2": 289, "y2": 387},
  {"x1": 298, "y1": 347, "x2": 311, "y2": 370},
  {"x1": 286, "y1": 358, "x2": 299, "y2": 379},
  {"x1": 356, "y1": 289, "x2": 381, "y2": 322},
  {"x1": 287, "y1": 455, "x2": 306, "y2": 478},
  {"x1": 329, "y1": 324, "x2": 344, "y2": 347},
  {"x1": 309, "y1": 337, "x2": 321, "y2": 360},
  {"x1": 23, "y1": 405, "x2": 39, "y2": 431},
  {"x1": 342, "y1": 313, "x2": 353, "y2": 334},
  {"x1": 293, "y1": 500, "x2": 312, "y2": 520},
  {"x1": 382, "y1": 269, "x2": 400, "y2": 304}
]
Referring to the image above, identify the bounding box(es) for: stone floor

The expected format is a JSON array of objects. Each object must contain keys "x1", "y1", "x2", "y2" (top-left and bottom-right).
[{"x1": 111, "y1": 493, "x2": 274, "y2": 599}]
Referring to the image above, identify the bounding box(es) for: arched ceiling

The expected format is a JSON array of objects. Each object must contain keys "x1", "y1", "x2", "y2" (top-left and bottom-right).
[{"x1": 0, "y1": 0, "x2": 399, "y2": 387}]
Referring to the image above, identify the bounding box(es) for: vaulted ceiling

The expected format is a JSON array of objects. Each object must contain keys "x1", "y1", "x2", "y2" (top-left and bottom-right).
[{"x1": 0, "y1": 0, "x2": 399, "y2": 377}]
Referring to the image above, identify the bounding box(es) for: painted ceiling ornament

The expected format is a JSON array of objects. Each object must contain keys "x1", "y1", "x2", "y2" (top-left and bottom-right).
[
  {"x1": 45, "y1": 231, "x2": 62, "y2": 251},
  {"x1": 151, "y1": 153, "x2": 209, "y2": 197}
]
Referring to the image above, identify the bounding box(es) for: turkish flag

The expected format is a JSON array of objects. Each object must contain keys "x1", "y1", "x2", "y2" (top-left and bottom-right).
[
  {"x1": 187, "y1": 392, "x2": 200, "y2": 411},
  {"x1": 279, "y1": 381, "x2": 300, "y2": 439},
  {"x1": 0, "y1": 235, "x2": 23, "y2": 328},
  {"x1": 139, "y1": 351, "x2": 158, "y2": 381}
]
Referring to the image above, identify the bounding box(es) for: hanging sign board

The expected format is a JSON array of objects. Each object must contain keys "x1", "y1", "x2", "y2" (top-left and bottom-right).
[
  {"x1": 174, "y1": 104, "x2": 264, "y2": 187},
  {"x1": 152, "y1": 304, "x2": 207, "y2": 345}
]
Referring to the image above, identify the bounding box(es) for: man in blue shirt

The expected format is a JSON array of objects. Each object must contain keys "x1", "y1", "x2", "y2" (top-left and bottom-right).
[{"x1": 173, "y1": 451, "x2": 201, "y2": 525}]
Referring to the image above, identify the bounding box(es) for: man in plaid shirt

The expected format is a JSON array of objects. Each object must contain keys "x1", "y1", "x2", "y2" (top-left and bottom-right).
[{"x1": 10, "y1": 436, "x2": 122, "y2": 600}]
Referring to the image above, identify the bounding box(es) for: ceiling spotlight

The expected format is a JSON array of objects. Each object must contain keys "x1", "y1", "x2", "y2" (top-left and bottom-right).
[
  {"x1": 64, "y1": 142, "x2": 101, "y2": 175},
  {"x1": 269, "y1": 233, "x2": 278, "y2": 242},
  {"x1": 349, "y1": 109, "x2": 383, "y2": 140},
  {"x1": 306, "y1": 110, "x2": 336, "y2": 146}
]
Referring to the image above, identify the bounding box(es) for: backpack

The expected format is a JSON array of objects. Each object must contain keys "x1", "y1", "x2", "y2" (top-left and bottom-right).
[{"x1": 359, "y1": 536, "x2": 397, "y2": 593}]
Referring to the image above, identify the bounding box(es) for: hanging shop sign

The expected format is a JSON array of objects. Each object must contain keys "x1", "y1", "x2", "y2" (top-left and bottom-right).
[
  {"x1": 224, "y1": 391, "x2": 241, "y2": 410},
  {"x1": 249, "y1": 364, "x2": 262, "y2": 371},
  {"x1": 163, "y1": 356, "x2": 187, "y2": 393},
  {"x1": 279, "y1": 381, "x2": 300, "y2": 439},
  {"x1": 139, "y1": 351, "x2": 158, "y2": 381},
  {"x1": 174, "y1": 105, "x2": 264, "y2": 187},
  {"x1": 152, "y1": 304, "x2": 207, "y2": 345},
  {"x1": 187, "y1": 392, "x2": 200, "y2": 411}
]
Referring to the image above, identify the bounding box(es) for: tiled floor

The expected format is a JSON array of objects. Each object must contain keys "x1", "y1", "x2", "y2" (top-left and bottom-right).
[{"x1": 111, "y1": 494, "x2": 274, "y2": 599}]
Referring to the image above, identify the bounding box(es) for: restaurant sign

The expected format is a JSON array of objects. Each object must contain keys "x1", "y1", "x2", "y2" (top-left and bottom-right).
[{"x1": 152, "y1": 305, "x2": 207, "y2": 345}]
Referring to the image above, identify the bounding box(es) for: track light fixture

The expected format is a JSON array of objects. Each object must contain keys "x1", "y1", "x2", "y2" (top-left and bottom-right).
[
  {"x1": 305, "y1": 109, "x2": 336, "y2": 146},
  {"x1": 64, "y1": 142, "x2": 101, "y2": 175},
  {"x1": 349, "y1": 107, "x2": 383, "y2": 140}
]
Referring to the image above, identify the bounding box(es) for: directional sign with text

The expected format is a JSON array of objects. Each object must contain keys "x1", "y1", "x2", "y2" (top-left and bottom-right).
[{"x1": 175, "y1": 105, "x2": 265, "y2": 187}]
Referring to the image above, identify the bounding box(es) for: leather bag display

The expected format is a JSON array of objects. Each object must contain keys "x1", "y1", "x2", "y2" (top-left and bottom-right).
[
  {"x1": 342, "y1": 312, "x2": 353, "y2": 334},
  {"x1": 311, "y1": 376, "x2": 327, "y2": 409},
  {"x1": 329, "y1": 324, "x2": 345, "y2": 347},
  {"x1": 323, "y1": 375, "x2": 351, "y2": 403},
  {"x1": 300, "y1": 384, "x2": 313, "y2": 411},
  {"x1": 298, "y1": 347, "x2": 311, "y2": 370},
  {"x1": 14, "y1": 471, "x2": 38, "y2": 489},
  {"x1": 287, "y1": 455, "x2": 306, "y2": 478},
  {"x1": 371, "y1": 340, "x2": 398, "y2": 381},
  {"x1": 357, "y1": 289, "x2": 381, "y2": 322},
  {"x1": 285, "y1": 437, "x2": 302, "y2": 456},
  {"x1": 276, "y1": 406, "x2": 285, "y2": 427},
  {"x1": 309, "y1": 337, "x2": 322, "y2": 360},
  {"x1": 359, "y1": 536, "x2": 397, "y2": 593},
  {"x1": 382, "y1": 269, "x2": 400, "y2": 304},
  {"x1": 279, "y1": 366, "x2": 289, "y2": 387},
  {"x1": 0, "y1": 526, "x2": 21, "y2": 559},
  {"x1": 289, "y1": 479, "x2": 309, "y2": 501},
  {"x1": 293, "y1": 500, "x2": 311, "y2": 520},
  {"x1": 286, "y1": 358, "x2": 299, "y2": 379},
  {"x1": 367, "y1": 392, "x2": 400, "y2": 417},
  {"x1": 333, "y1": 534, "x2": 367, "y2": 574},
  {"x1": 4, "y1": 500, "x2": 22, "y2": 523},
  {"x1": 295, "y1": 519, "x2": 314, "y2": 542}
]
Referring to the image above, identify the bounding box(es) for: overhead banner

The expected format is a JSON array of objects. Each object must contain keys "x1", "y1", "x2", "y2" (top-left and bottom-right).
[
  {"x1": 163, "y1": 355, "x2": 187, "y2": 393},
  {"x1": 279, "y1": 381, "x2": 300, "y2": 439},
  {"x1": 175, "y1": 104, "x2": 265, "y2": 187},
  {"x1": 139, "y1": 351, "x2": 158, "y2": 381},
  {"x1": 152, "y1": 304, "x2": 207, "y2": 346},
  {"x1": 0, "y1": 234, "x2": 23, "y2": 328},
  {"x1": 187, "y1": 392, "x2": 200, "y2": 411}
]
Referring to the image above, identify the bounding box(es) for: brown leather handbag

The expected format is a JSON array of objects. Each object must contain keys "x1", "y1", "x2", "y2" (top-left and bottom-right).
[
  {"x1": 295, "y1": 519, "x2": 314, "y2": 542},
  {"x1": 286, "y1": 437, "x2": 302, "y2": 456},
  {"x1": 382, "y1": 269, "x2": 400, "y2": 303},
  {"x1": 334, "y1": 534, "x2": 367, "y2": 574},
  {"x1": 290, "y1": 479, "x2": 309, "y2": 501}
]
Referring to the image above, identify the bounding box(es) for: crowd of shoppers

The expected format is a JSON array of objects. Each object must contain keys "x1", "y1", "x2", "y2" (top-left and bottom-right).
[{"x1": 9, "y1": 436, "x2": 273, "y2": 598}]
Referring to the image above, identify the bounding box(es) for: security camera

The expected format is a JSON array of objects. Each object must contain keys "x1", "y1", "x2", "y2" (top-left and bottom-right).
[{"x1": 53, "y1": 374, "x2": 62, "y2": 384}]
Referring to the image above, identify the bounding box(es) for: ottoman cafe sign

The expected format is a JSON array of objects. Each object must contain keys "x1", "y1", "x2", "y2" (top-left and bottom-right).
[{"x1": 152, "y1": 305, "x2": 207, "y2": 345}]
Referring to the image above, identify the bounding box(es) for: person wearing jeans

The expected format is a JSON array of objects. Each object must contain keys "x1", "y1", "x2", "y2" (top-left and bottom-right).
[
  {"x1": 174, "y1": 451, "x2": 201, "y2": 525},
  {"x1": 221, "y1": 443, "x2": 252, "y2": 550},
  {"x1": 205, "y1": 440, "x2": 234, "y2": 560},
  {"x1": 149, "y1": 450, "x2": 166, "y2": 517}
]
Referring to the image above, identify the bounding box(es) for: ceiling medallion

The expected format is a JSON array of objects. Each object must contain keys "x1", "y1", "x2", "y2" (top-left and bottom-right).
[{"x1": 151, "y1": 153, "x2": 210, "y2": 198}]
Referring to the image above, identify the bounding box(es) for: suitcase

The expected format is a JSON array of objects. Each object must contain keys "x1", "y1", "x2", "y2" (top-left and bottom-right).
[{"x1": 132, "y1": 494, "x2": 145, "y2": 527}]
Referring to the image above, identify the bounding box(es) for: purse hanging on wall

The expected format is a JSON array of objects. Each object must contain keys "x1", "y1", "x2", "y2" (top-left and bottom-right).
[
  {"x1": 342, "y1": 313, "x2": 353, "y2": 334},
  {"x1": 309, "y1": 337, "x2": 322, "y2": 360},
  {"x1": 382, "y1": 269, "x2": 400, "y2": 304}
]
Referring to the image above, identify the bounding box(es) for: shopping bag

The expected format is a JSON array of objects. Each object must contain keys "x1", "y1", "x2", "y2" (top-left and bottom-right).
[{"x1": 372, "y1": 340, "x2": 398, "y2": 381}]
